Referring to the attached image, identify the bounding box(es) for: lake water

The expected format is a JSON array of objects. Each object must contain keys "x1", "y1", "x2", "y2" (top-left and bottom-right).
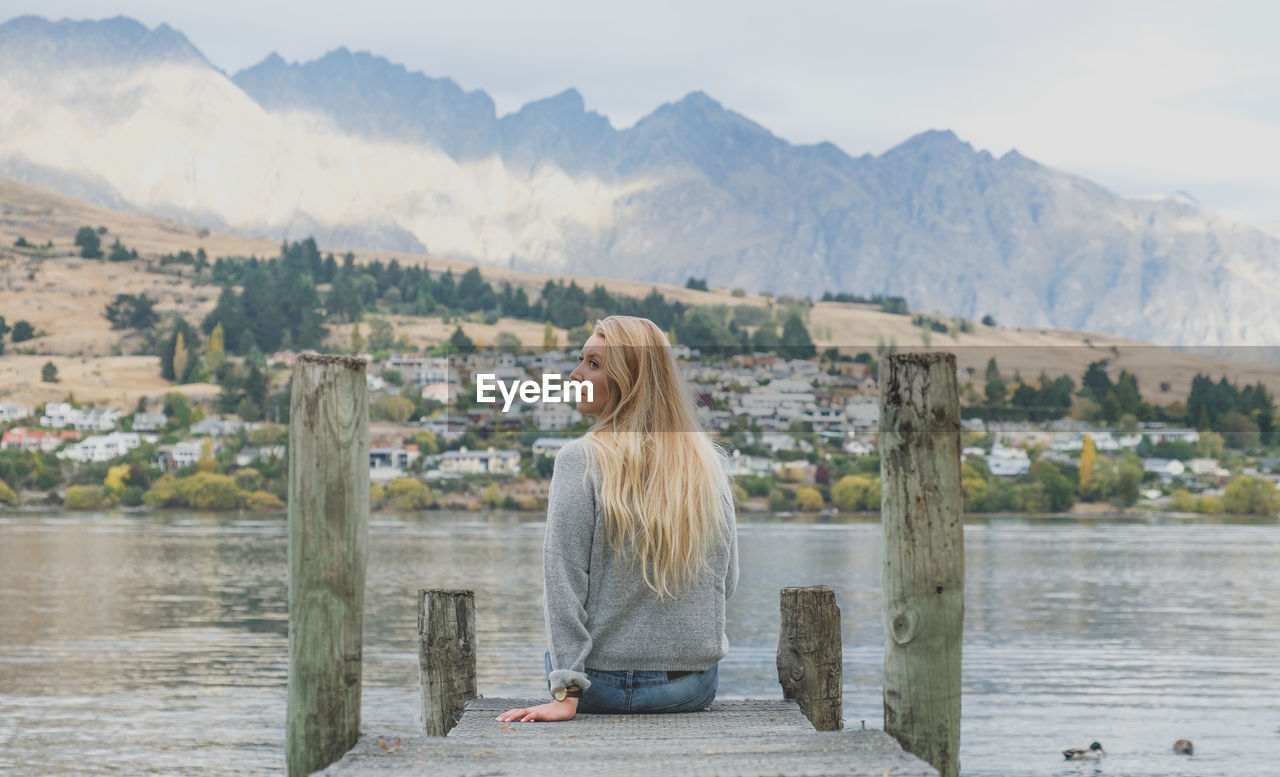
[{"x1": 1, "y1": 512, "x2": 1277, "y2": 776}]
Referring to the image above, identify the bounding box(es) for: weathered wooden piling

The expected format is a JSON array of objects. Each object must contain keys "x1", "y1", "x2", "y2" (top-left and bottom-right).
[
  {"x1": 776, "y1": 585, "x2": 843, "y2": 731},
  {"x1": 879, "y1": 352, "x2": 964, "y2": 777},
  {"x1": 419, "y1": 588, "x2": 477, "y2": 736},
  {"x1": 286, "y1": 354, "x2": 370, "y2": 777}
]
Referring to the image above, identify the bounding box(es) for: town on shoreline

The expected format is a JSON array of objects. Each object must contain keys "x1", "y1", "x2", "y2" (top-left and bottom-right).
[{"x1": 3, "y1": 344, "x2": 1279, "y2": 520}]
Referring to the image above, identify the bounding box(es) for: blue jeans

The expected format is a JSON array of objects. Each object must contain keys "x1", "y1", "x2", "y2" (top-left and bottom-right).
[{"x1": 544, "y1": 651, "x2": 718, "y2": 714}]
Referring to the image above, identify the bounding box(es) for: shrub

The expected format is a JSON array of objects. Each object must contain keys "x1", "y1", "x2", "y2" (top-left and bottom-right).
[
  {"x1": 1223, "y1": 475, "x2": 1280, "y2": 515},
  {"x1": 142, "y1": 474, "x2": 183, "y2": 507},
  {"x1": 795, "y1": 486, "x2": 824, "y2": 512},
  {"x1": 832, "y1": 474, "x2": 881, "y2": 511},
  {"x1": 178, "y1": 472, "x2": 240, "y2": 510},
  {"x1": 386, "y1": 477, "x2": 432, "y2": 510},
  {"x1": 242, "y1": 490, "x2": 285, "y2": 511},
  {"x1": 1170, "y1": 489, "x2": 1198, "y2": 513},
  {"x1": 0, "y1": 479, "x2": 17, "y2": 505},
  {"x1": 64, "y1": 485, "x2": 115, "y2": 510}
]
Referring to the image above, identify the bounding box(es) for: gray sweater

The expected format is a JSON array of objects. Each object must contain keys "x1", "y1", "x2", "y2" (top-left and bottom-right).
[{"x1": 544, "y1": 437, "x2": 739, "y2": 693}]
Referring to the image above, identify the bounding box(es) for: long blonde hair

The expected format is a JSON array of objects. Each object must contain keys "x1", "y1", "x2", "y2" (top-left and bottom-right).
[{"x1": 581, "y1": 315, "x2": 729, "y2": 598}]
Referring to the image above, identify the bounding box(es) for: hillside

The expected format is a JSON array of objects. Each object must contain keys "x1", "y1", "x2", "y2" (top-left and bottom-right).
[{"x1": 3, "y1": 178, "x2": 1280, "y2": 413}]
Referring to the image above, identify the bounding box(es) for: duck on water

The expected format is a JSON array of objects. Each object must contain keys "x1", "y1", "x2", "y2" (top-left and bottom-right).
[{"x1": 1063, "y1": 742, "x2": 1105, "y2": 760}]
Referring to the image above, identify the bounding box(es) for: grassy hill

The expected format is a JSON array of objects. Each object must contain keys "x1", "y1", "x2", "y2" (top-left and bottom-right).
[{"x1": 2, "y1": 177, "x2": 1278, "y2": 412}]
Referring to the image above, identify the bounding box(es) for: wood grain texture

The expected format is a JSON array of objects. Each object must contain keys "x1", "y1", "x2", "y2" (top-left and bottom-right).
[
  {"x1": 286, "y1": 354, "x2": 370, "y2": 777},
  {"x1": 776, "y1": 585, "x2": 843, "y2": 731},
  {"x1": 419, "y1": 589, "x2": 477, "y2": 736},
  {"x1": 879, "y1": 352, "x2": 964, "y2": 777}
]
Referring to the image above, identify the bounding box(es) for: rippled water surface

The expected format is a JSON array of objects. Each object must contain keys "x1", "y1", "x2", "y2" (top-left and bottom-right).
[{"x1": 1, "y1": 512, "x2": 1277, "y2": 776}]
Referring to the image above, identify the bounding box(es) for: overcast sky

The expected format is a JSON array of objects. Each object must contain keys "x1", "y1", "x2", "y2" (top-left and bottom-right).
[{"x1": 7, "y1": 0, "x2": 1280, "y2": 225}]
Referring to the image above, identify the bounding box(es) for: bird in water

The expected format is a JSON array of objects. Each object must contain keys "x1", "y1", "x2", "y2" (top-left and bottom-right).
[
  {"x1": 1063, "y1": 742, "x2": 1105, "y2": 760},
  {"x1": 1173, "y1": 739, "x2": 1193, "y2": 755}
]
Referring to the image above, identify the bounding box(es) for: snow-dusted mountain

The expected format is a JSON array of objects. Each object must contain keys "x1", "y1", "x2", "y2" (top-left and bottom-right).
[{"x1": 3, "y1": 14, "x2": 1279, "y2": 347}]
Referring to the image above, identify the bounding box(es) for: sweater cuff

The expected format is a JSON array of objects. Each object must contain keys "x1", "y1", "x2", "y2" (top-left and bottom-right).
[{"x1": 548, "y1": 668, "x2": 592, "y2": 694}]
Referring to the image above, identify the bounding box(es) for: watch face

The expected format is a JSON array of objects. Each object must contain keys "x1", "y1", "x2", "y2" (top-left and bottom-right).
[{"x1": 554, "y1": 688, "x2": 567, "y2": 701}]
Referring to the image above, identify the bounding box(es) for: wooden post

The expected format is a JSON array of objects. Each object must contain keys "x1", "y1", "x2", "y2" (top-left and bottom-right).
[
  {"x1": 286, "y1": 355, "x2": 370, "y2": 777},
  {"x1": 776, "y1": 585, "x2": 843, "y2": 731},
  {"x1": 420, "y1": 588, "x2": 477, "y2": 736},
  {"x1": 879, "y1": 352, "x2": 964, "y2": 777}
]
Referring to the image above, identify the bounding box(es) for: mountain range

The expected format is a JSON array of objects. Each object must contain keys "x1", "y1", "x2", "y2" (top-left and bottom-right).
[{"x1": 2, "y1": 14, "x2": 1278, "y2": 347}]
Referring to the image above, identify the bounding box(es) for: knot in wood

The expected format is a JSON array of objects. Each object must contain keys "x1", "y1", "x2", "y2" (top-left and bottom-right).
[{"x1": 889, "y1": 607, "x2": 918, "y2": 646}]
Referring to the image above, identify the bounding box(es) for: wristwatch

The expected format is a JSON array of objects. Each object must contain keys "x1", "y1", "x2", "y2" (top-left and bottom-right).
[{"x1": 553, "y1": 685, "x2": 582, "y2": 701}]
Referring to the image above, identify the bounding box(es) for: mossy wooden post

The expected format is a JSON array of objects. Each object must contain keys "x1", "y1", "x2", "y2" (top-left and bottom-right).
[
  {"x1": 776, "y1": 585, "x2": 843, "y2": 731},
  {"x1": 286, "y1": 355, "x2": 370, "y2": 777},
  {"x1": 419, "y1": 588, "x2": 477, "y2": 736},
  {"x1": 879, "y1": 352, "x2": 963, "y2": 777}
]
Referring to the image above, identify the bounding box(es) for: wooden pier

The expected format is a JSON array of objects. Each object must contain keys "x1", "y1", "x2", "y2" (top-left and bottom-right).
[
  {"x1": 316, "y1": 698, "x2": 937, "y2": 777},
  {"x1": 286, "y1": 352, "x2": 963, "y2": 777}
]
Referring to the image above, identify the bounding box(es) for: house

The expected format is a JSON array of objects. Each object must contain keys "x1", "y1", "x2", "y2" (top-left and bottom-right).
[
  {"x1": 800, "y1": 407, "x2": 845, "y2": 433},
  {"x1": 60, "y1": 432, "x2": 142, "y2": 463},
  {"x1": 533, "y1": 404, "x2": 582, "y2": 432},
  {"x1": 155, "y1": 440, "x2": 207, "y2": 470},
  {"x1": 843, "y1": 438, "x2": 875, "y2": 457},
  {"x1": 40, "y1": 403, "x2": 123, "y2": 432},
  {"x1": 844, "y1": 402, "x2": 880, "y2": 433},
  {"x1": 1143, "y1": 426, "x2": 1200, "y2": 446},
  {"x1": 726, "y1": 449, "x2": 781, "y2": 476},
  {"x1": 0, "y1": 402, "x2": 30, "y2": 422},
  {"x1": 1143, "y1": 458, "x2": 1186, "y2": 480},
  {"x1": 1187, "y1": 458, "x2": 1230, "y2": 482},
  {"x1": 369, "y1": 443, "x2": 421, "y2": 483},
  {"x1": 986, "y1": 445, "x2": 1030, "y2": 477},
  {"x1": 132, "y1": 412, "x2": 168, "y2": 432},
  {"x1": 438, "y1": 447, "x2": 521, "y2": 476},
  {"x1": 191, "y1": 418, "x2": 243, "y2": 437},
  {"x1": 532, "y1": 437, "x2": 572, "y2": 458},
  {"x1": 420, "y1": 382, "x2": 451, "y2": 404},
  {"x1": 1, "y1": 428, "x2": 78, "y2": 453},
  {"x1": 235, "y1": 445, "x2": 286, "y2": 468}
]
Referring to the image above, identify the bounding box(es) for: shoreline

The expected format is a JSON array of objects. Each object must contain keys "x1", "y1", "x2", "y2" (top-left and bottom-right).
[{"x1": 2, "y1": 505, "x2": 1276, "y2": 525}]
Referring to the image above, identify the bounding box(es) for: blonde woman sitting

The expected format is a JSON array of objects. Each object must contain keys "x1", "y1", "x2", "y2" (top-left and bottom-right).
[{"x1": 498, "y1": 315, "x2": 739, "y2": 723}]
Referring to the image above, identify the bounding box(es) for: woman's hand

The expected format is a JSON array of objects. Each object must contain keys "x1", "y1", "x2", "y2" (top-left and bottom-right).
[{"x1": 496, "y1": 698, "x2": 579, "y2": 723}]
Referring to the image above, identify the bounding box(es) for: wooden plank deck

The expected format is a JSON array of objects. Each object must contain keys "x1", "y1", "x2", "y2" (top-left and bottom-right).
[{"x1": 318, "y1": 698, "x2": 940, "y2": 777}]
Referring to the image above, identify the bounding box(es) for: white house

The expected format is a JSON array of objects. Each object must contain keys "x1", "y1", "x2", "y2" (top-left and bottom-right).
[
  {"x1": 155, "y1": 440, "x2": 206, "y2": 470},
  {"x1": 533, "y1": 404, "x2": 582, "y2": 431},
  {"x1": 1144, "y1": 427, "x2": 1200, "y2": 445},
  {"x1": 727, "y1": 449, "x2": 781, "y2": 476},
  {"x1": 41, "y1": 403, "x2": 123, "y2": 432},
  {"x1": 0, "y1": 402, "x2": 30, "y2": 422},
  {"x1": 132, "y1": 412, "x2": 168, "y2": 432},
  {"x1": 191, "y1": 418, "x2": 243, "y2": 437},
  {"x1": 60, "y1": 432, "x2": 142, "y2": 463},
  {"x1": 844, "y1": 401, "x2": 880, "y2": 433},
  {"x1": 1143, "y1": 458, "x2": 1186, "y2": 479},
  {"x1": 438, "y1": 447, "x2": 521, "y2": 476},
  {"x1": 532, "y1": 437, "x2": 572, "y2": 458},
  {"x1": 843, "y1": 438, "x2": 875, "y2": 456},
  {"x1": 986, "y1": 445, "x2": 1031, "y2": 477},
  {"x1": 1187, "y1": 458, "x2": 1230, "y2": 480}
]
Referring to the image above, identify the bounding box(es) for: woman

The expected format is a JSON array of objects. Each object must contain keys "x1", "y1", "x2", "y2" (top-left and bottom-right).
[{"x1": 497, "y1": 315, "x2": 739, "y2": 723}]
